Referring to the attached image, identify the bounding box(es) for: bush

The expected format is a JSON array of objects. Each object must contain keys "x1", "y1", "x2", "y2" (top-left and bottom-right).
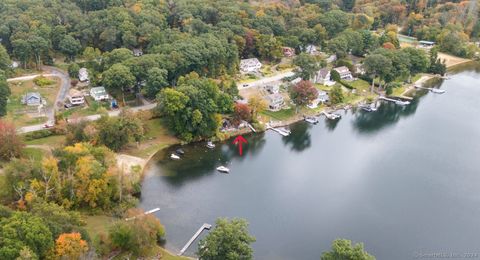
[
  {"x1": 33, "y1": 76, "x2": 55, "y2": 87},
  {"x1": 23, "y1": 129, "x2": 53, "y2": 141},
  {"x1": 339, "y1": 80, "x2": 354, "y2": 89}
]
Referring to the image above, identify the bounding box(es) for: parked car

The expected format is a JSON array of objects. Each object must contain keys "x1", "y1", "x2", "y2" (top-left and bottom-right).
[{"x1": 44, "y1": 121, "x2": 54, "y2": 128}]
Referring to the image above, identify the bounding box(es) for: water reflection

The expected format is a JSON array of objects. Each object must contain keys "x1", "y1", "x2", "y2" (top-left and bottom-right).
[
  {"x1": 281, "y1": 122, "x2": 312, "y2": 152},
  {"x1": 155, "y1": 133, "x2": 267, "y2": 187}
]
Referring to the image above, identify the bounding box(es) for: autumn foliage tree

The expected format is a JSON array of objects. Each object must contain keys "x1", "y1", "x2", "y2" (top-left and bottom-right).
[
  {"x1": 233, "y1": 103, "x2": 252, "y2": 125},
  {"x1": 289, "y1": 80, "x2": 318, "y2": 111},
  {"x1": 55, "y1": 232, "x2": 88, "y2": 259},
  {"x1": 0, "y1": 120, "x2": 24, "y2": 161}
]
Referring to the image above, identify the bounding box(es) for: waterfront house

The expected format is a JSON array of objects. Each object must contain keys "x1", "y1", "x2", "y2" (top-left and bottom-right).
[
  {"x1": 303, "y1": 45, "x2": 318, "y2": 55},
  {"x1": 333, "y1": 66, "x2": 353, "y2": 80},
  {"x1": 22, "y1": 92, "x2": 42, "y2": 106},
  {"x1": 90, "y1": 87, "x2": 109, "y2": 101},
  {"x1": 240, "y1": 58, "x2": 262, "y2": 73},
  {"x1": 68, "y1": 89, "x2": 85, "y2": 105},
  {"x1": 308, "y1": 90, "x2": 329, "y2": 109},
  {"x1": 282, "y1": 47, "x2": 295, "y2": 57},
  {"x1": 78, "y1": 68, "x2": 89, "y2": 82},
  {"x1": 313, "y1": 68, "x2": 331, "y2": 85},
  {"x1": 266, "y1": 93, "x2": 284, "y2": 111}
]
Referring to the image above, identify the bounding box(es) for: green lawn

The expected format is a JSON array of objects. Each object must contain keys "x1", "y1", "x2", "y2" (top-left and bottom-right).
[
  {"x1": 261, "y1": 108, "x2": 296, "y2": 121},
  {"x1": 349, "y1": 79, "x2": 370, "y2": 92},
  {"x1": 25, "y1": 135, "x2": 66, "y2": 146},
  {"x1": 22, "y1": 147, "x2": 45, "y2": 162},
  {"x1": 83, "y1": 214, "x2": 117, "y2": 239}
]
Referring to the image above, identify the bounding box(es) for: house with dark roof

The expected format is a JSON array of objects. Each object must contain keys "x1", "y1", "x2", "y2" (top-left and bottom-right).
[
  {"x1": 313, "y1": 68, "x2": 332, "y2": 85},
  {"x1": 22, "y1": 92, "x2": 42, "y2": 106}
]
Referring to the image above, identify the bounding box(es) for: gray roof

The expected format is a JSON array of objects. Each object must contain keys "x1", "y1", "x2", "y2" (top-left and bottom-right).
[{"x1": 317, "y1": 68, "x2": 330, "y2": 78}]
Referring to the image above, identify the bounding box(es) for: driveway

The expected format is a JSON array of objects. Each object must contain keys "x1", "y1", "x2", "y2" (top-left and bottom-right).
[{"x1": 237, "y1": 70, "x2": 295, "y2": 89}]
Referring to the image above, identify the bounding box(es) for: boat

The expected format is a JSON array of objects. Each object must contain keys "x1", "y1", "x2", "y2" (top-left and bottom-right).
[
  {"x1": 206, "y1": 141, "x2": 216, "y2": 149},
  {"x1": 430, "y1": 88, "x2": 446, "y2": 94},
  {"x1": 170, "y1": 154, "x2": 180, "y2": 160},
  {"x1": 395, "y1": 100, "x2": 410, "y2": 106},
  {"x1": 360, "y1": 104, "x2": 377, "y2": 112},
  {"x1": 176, "y1": 148, "x2": 185, "y2": 155},
  {"x1": 216, "y1": 166, "x2": 230, "y2": 173},
  {"x1": 277, "y1": 127, "x2": 291, "y2": 136},
  {"x1": 304, "y1": 116, "x2": 319, "y2": 124},
  {"x1": 323, "y1": 111, "x2": 341, "y2": 120}
]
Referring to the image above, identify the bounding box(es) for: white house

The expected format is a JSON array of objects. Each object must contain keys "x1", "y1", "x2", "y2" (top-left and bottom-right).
[
  {"x1": 78, "y1": 68, "x2": 89, "y2": 82},
  {"x1": 90, "y1": 87, "x2": 109, "y2": 101},
  {"x1": 302, "y1": 45, "x2": 318, "y2": 55},
  {"x1": 133, "y1": 48, "x2": 143, "y2": 57},
  {"x1": 308, "y1": 90, "x2": 329, "y2": 109},
  {"x1": 265, "y1": 84, "x2": 280, "y2": 94},
  {"x1": 418, "y1": 40, "x2": 435, "y2": 49},
  {"x1": 313, "y1": 68, "x2": 331, "y2": 85},
  {"x1": 266, "y1": 93, "x2": 284, "y2": 111},
  {"x1": 240, "y1": 58, "x2": 262, "y2": 73},
  {"x1": 68, "y1": 89, "x2": 85, "y2": 105},
  {"x1": 333, "y1": 66, "x2": 353, "y2": 80}
]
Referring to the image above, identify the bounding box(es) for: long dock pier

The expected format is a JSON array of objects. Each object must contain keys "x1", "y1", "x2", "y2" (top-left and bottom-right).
[
  {"x1": 178, "y1": 223, "x2": 212, "y2": 256},
  {"x1": 414, "y1": 85, "x2": 446, "y2": 94},
  {"x1": 125, "y1": 207, "x2": 160, "y2": 221},
  {"x1": 379, "y1": 96, "x2": 411, "y2": 106}
]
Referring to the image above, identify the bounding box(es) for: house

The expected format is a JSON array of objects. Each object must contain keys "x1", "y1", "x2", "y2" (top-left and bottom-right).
[
  {"x1": 355, "y1": 64, "x2": 366, "y2": 75},
  {"x1": 266, "y1": 93, "x2": 284, "y2": 111},
  {"x1": 78, "y1": 68, "x2": 89, "y2": 82},
  {"x1": 67, "y1": 89, "x2": 85, "y2": 105},
  {"x1": 133, "y1": 48, "x2": 143, "y2": 57},
  {"x1": 333, "y1": 66, "x2": 353, "y2": 80},
  {"x1": 90, "y1": 87, "x2": 109, "y2": 101},
  {"x1": 22, "y1": 92, "x2": 42, "y2": 106},
  {"x1": 240, "y1": 58, "x2": 262, "y2": 73},
  {"x1": 303, "y1": 45, "x2": 318, "y2": 55},
  {"x1": 265, "y1": 84, "x2": 280, "y2": 94},
  {"x1": 418, "y1": 40, "x2": 435, "y2": 49},
  {"x1": 308, "y1": 90, "x2": 329, "y2": 109},
  {"x1": 10, "y1": 61, "x2": 19, "y2": 69},
  {"x1": 326, "y1": 54, "x2": 337, "y2": 63},
  {"x1": 313, "y1": 68, "x2": 331, "y2": 85},
  {"x1": 282, "y1": 47, "x2": 295, "y2": 57}
]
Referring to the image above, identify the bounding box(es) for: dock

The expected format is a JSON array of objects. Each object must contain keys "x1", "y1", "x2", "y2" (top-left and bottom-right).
[
  {"x1": 178, "y1": 223, "x2": 212, "y2": 256},
  {"x1": 125, "y1": 207, "x2": 160, "y2": 221},
  {"x1": 379, "y1": 96, "x2": 410, "y2": 106},
  {"x1": 414, "y1": 85, "x2": 446, "y2": 94},
  {"x1": 247, "y1": 123, "x2": 257, "y2": 133},
  {"x1": 321, "y1": 111, "x2": 341, "y2": 120},
  {"x1": 267, "y1": 127, "x2": 290, "y2": 136}
]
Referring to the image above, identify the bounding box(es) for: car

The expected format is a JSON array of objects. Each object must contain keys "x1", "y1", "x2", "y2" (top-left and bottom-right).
[
  {"x1": 242, "y1": 84, "x2": 249, "y2": 88},
  {"x1": 44, "y1": 121, "x2": 54, "y2": 128}
]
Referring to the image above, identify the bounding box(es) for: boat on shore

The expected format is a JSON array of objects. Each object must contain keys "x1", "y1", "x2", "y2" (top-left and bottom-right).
[
  {"x1": 206, "y1": 141, "x2": 216, "y2": 149},
  {"x1": 170, "y1": 154, "x2": 180, "y2": 160},
  {"x1": 360, "y1": 104, "x2": 377, "y2": 112},
  {"x1": 216, "y1": 166, "x2": 230, "y2": 173},
  {"x1": 395, "y1": 100, "x2": 411, "y2": 106}
]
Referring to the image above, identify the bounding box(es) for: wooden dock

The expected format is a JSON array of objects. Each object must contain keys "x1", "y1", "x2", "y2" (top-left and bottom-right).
[
  {"x1": 379, "y1": 96, "x2": 410, "y2": 105},
  {"x1": 125, "y1": 207, "x2": 160, "y2": 221},
  {"x1": 247, "y1": 123, "x2": 257, "y2": 133},
  {"x1": 178, "y1": 223, "x2": 212, "y2": 256}
]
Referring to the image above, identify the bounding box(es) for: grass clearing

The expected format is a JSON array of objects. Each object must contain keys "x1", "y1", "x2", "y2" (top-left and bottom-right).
[
  {"x1": 261, "y1": 108, "x2": 296, "y2": 121},
  {"x1": 22, "y1": 147, "x2": 45, "y2": 162},
  {"x1": 25, "y1": 135, "x2": 66, "y2": 146}
]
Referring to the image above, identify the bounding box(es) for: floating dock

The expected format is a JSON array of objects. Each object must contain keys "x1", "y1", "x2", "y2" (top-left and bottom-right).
[
  {"x1": 178, "y1": 223, "x2": 212, "y2": 256},
  {"x1": 125, "y1": 207, "x2": 160, "y2": 221},
  {"x1": 268, "y1": 127, "x2": 291, "y2": 136},
  {"x1": 321, "y1": 111, "x2": 341, "y2": 120},
  {"x1": 414, "y1": 85, "x2": 446, "y2": 94},
  {"x1": 379, "y1": 96, "x2": 411, "y2": 106}
]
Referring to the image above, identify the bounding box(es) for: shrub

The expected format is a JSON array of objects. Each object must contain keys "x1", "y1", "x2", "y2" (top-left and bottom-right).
[
  {"x1": 33, "y1": 76, "x2": 55, "y2": 87},
  {"x1": 23, "y1": 129, "x2": 53, "y2": 141}
]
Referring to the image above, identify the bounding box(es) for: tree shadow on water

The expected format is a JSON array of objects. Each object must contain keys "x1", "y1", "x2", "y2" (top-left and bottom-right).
[{"x1": 281, "y1": 122, "x2": 312, "y2": 152}]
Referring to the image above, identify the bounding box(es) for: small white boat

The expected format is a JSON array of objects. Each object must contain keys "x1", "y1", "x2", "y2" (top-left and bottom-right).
[
  {"x1": 276, "y1": 127, "x2": 291, "y2": 136},
  {"x1": 395, "y1": 100, "x2": 410, "y2": 106},
  {"x1": 304, "y1": 116, "x2": 319, "y2": 124},
  {"x1": 360, "y1": 104, "x2": 377, "y2": 112},
  {"x1": 430, "y1": 88, "x2": 446, "y2": 94},
  {"x1": 170, "y1": 153, "x2": 180, "y2": 160},
  {"x1": 206, "y1": 141, "x2": 215, "y2": 149},
  {"x1": 216, "y1": 166, "x2": 230, "y2": 173}
]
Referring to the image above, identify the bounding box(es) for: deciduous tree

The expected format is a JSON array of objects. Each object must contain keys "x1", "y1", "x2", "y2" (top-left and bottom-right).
[{"x1": 321, "y1": 239, "x2": 375, "y2": 260}]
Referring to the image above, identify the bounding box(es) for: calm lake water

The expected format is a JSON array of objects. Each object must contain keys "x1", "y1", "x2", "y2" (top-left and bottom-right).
[{"x1": 141, "y1": 64, "x2": 480, "y2": 260}]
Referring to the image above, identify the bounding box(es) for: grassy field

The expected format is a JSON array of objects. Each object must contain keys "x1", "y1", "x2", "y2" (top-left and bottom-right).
[
  {"x1": 22, "y1": 147, "x2": 45, "y2": 161},
  {"x1": 25, "y1": 135, "x2": 66, "y2": 146},
  {"x1": 261, "y1": 108, "x2": 296, "y2": 121},
  {"x1": 124, "y1": 118, "x2": 179, "y2": 159},
  {"x1": 5, "y1": 77, "x2": 60, "y2": 127}
]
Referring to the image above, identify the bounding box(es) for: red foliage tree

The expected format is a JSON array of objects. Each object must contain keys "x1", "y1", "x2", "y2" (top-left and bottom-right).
[
  {"x1": 289, "y1": 80, "x2": 318, "y2": 109},
  {"x1": 0, "y1": 120, "x2": 24, "y2": 160},
  {"x1": 382, "y1": 42, "x2": 396, "y2": 49},
  {"x1": 233, "y1": 103, "x2": 252, "y2": 125}
]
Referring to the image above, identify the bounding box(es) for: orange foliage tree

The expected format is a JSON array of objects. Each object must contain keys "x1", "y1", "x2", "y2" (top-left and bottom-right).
[{"x1": 55, "y1": 232, "x2": 88, "y2": 259}]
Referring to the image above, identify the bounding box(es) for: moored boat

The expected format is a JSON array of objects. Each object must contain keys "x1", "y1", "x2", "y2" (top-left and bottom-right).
[
  {"x1": 206, "y1": 141, "x2": 216, "y2": 149},
  {"x1": 216, "y1": 166, "x2": 230, "y2": 173},
  {"x1": 176, "y1": 148, "x2": 185, "y2": 155},
  {"x1": 170, "y1": 154, "x2": 180, "y2": 160}
]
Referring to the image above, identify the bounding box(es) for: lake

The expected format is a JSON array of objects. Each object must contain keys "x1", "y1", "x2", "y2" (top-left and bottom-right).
[{"x1": 140, "y1": 64, "x2": 480, "y2": 260}]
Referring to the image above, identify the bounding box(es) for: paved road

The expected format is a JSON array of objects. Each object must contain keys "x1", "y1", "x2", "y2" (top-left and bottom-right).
[
  {"x1": 237, "y1": 70, "x2": 296, "y2": 89},
  {"x1": 43, "y1": 66, "x2": 71, "y2": 113},
  {"x1": 17, "y1": 103, "x2": 158, "y2": 134}
]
